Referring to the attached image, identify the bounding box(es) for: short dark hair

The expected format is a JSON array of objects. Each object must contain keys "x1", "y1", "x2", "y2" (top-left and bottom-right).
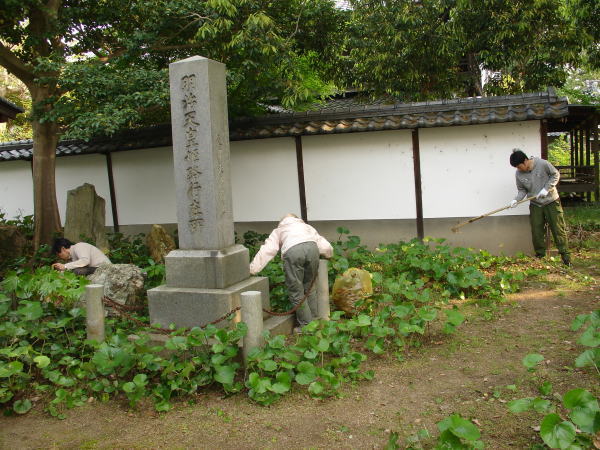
[
  {"x1": 510, "y1": 149, "x2": 528, "y2": 167},
  {"x1": 52, "y1": 238, "x2": 74, "y2": 255}
]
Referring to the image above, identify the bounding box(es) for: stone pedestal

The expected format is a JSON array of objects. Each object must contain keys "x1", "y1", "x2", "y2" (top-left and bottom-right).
[{"x1": 148, "y1": 275, "x2": 268, "y2": 329}]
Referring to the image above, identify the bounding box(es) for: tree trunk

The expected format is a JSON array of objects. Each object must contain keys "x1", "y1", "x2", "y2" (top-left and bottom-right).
[
  {"x1": 31, "y1": 86, "x2": 61, "y2": 251},
  {"x1": 467, "y1": 53, "x2": 483, "y2": 97}
]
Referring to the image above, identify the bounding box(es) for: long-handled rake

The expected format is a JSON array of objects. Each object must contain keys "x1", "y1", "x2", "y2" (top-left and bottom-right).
[{"x1": 451, "y1": 195, "x2": 536, "y2": 233}]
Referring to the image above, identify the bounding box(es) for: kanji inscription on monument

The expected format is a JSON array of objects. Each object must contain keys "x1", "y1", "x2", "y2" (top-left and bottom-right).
[{"x1": 168, "y1": 56, "x2": 234, "y2": 250}]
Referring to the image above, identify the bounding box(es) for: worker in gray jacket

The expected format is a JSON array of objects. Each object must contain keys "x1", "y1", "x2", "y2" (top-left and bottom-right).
[{"x1": 508, "y1": 149, "x2": 570, "y2": 266}]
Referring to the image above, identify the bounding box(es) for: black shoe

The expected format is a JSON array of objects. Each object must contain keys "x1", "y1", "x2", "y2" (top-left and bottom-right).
[{"x1": 534, "y1": 254, "x2": 545, "y2": 259}]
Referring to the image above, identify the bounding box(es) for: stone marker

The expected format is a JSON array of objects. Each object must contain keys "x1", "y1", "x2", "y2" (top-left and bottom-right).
[
  {"x1": 85, "y1": 284, "x2": 105, "y2": 342},
  {"x1": 64, "y1": 183, "x2": 108, "y2": 252},
  {"x1": 241, "y1": 291, "x2": 263, "y2": 364},
  {"x1": 316, "y1": 259, "x2": 330, "y2": 320},
  {"x1": 148, "y1": 56, "x2": 268, "y2": 329}
]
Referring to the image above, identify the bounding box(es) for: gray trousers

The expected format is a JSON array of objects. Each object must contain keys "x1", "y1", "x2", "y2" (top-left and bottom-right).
[
  {"x1": 71, "y1": 266, "x2": 97, "y2": 276},
  {"x1": 282, "y1": 241, "x2": 319, "y2": 326}
]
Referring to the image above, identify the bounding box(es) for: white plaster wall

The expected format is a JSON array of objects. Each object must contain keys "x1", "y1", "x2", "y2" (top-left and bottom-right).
[
  {"x1": 302, "y1": 130, "x2": 415, "y2": 220},
  {"x1": 230, "y1": 138, "x2": 300, "y2": 221},
  {"x1": 111, "y1": 147, "x2": 176, "y2": 225},
  {"x1": 55, "y1": 154, "x2": 112, "y2": 225},
  {"x1": 0, "y1": 160, "x2": 33, "y2": 219},
  {"x1": 419, "y1": 121, "x2": 540, "y2": 218}
]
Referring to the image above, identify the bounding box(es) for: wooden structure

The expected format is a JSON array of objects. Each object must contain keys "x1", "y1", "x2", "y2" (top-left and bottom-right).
[
  {"x1": 547, "y1": 105, "x2": 599, "y2": 202},
  {"x1": 0, "y1": 96, "x2": 23, "y2": 123}
]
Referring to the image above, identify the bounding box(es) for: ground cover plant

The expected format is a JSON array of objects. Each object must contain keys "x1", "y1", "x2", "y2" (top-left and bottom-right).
[
  {"x1": 0, "y1": 208, "x2": 597, "y2": 447},
  {"x1": 1, "y1": 221, "x2": 530, "y2": 418}
]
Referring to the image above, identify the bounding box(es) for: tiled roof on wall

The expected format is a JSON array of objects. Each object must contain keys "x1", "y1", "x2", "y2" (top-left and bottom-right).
[
  {"x1": 0, "y1": 89, "x2": 569, "y2": 162},
  {"x1": 0, "y1": 96, "x2": 24, "y2": 122}
]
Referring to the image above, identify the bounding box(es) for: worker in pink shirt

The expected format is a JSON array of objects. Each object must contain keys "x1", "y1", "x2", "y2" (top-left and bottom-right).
[{"x1": 250, "y1": 214, "x2": 333, "y2": 329}]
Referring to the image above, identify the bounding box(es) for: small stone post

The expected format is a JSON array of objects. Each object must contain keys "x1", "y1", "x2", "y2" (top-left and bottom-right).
[
  {"x1": 241, "y1": 291, "x2": 263, "y2": 364},
  {"x1": 316, "y1": 259, "x2": 330, "y2": 320},
  {"x1": 86, "y1": 284, "x2": 105, "y2": 342}
]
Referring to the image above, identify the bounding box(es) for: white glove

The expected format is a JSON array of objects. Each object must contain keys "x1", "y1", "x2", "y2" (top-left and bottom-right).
[
  {"x1": 509, "y1": 200, "x2": 518, "y2": 208},
  {"x1": 536, "y1": 188, "x2": 548, "y2": 200}
]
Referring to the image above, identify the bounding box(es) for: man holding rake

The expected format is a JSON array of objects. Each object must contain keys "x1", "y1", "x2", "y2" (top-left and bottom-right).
[{"x1": 508, "y1": 149, "x2": 571, "y2": 266}]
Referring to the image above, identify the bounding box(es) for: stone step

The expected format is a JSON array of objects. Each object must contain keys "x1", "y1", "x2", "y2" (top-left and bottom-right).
[{"x1": 263, "y1": 314, "x2": 294, "y2": 337}]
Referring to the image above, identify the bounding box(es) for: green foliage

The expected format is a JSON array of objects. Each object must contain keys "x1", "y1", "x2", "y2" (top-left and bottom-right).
[
  {"x1": 557, "y1": 67, "x2": 600, "y2": 106},
  {"x1": 571, "y1": 311, "x2": 600, "y2": 373},
  {"x1": 0, "y1": 228, "x2": 535, "y2": 416},
  {"x1": 564, "y1": 205, "x2": 600, "y2": 232},
  {"x1": 1, "y1": 0, "x2": 343, "y2": 141},
  {"x1": 436, "y1": 414, "x2": 484, "y2": 449},
  {"x1": 508, "y1": 310, "x2": 600, "y2": 448},
  {"x1": 0, "y1": 69, "x2": 31, "y2": 141},
  {"x1": 340, "y1": 0, "x2": 587, "y2": 99},
  {"x1": 548, "y1": 135, "x2": 571, "y2": 167},
  {"x1": 106, "y1": 232, "x2": 165, "y2": 289},
  {"x1": 331, "y1": 232, "x2": 522, "y2": 305}
]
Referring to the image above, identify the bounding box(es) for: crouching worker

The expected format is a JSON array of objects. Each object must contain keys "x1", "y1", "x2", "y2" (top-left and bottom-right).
[
  {"x1": 51, "y1": 238, "x2": 111, "y2": 275},
  {"x1": 249, "y1": 214, "x2": 333, "y2": 330}
]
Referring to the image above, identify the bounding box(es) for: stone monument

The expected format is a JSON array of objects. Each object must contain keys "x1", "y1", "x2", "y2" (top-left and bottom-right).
[
  {"x1": 148, "y1": 56, "x2": 269, "y2": 329},
  {"x1": 64, "y1": 183, "x2": 108, "y2": 252}
]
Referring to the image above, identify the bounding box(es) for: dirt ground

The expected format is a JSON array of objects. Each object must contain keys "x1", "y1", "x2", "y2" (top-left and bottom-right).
[{"x1": 1, "y1": 265, "x2": 598, "y2": 449}]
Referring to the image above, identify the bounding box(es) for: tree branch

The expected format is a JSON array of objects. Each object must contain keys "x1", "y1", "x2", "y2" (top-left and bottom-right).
[{"x1": 0, "y1": 43, "x2": 35, "y2": 87}]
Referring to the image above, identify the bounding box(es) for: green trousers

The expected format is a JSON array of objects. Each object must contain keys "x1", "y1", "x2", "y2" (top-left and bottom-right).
[
  {"x1": 282, "y1": 241, "x2": 319, "y2": 326},
  {"x1": 529, "y1": 200, "x2": 569, "y2": 258}
]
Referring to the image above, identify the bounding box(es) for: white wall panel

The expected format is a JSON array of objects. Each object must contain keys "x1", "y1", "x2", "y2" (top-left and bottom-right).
[
  {"x1": 0, "y1": 160, "x2": 33, "y2": 219},
  {"x1": 419, "y1": 121, "x2": 540, "y2": 218},
  {"x1": 302, "y1": 130, "x2": 415, "y2": 220},
  {"x1": 111, "y1": 147, "x2": 176, "y2": 225},
  {"x1": 56, "y1": 154, "x2": 112, "y2": 225},
  {"x1": 230, "y1": 138, "x2": 299, "y2": 221}
]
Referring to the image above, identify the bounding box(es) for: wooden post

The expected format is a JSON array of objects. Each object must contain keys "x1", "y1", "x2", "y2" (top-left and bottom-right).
[
  {"x1": 412, "y1": 129, "x2": 424, "y2": 240},
  {"x1": 295, "y1": 136, "x2": 308, "y2": 223}
]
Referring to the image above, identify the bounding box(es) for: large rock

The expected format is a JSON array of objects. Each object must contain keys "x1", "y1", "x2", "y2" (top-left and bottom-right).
[
  {"x1": 88, "y1": 263, "x2": 145, "y2": 308},
  {"x1": 64, "y1": 183, "x2": 108, "y2": 252},
  {"x1": 0, "y1": 225, "x2": 28, "y2": 265},
  {"x1": 146, "y1": 224, "x2": 176, "y2": 264}
]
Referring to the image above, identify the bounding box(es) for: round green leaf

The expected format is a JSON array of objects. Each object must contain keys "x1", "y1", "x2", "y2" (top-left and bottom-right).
[
  {"x1": 214, "y1": 365, "x2": 236, "y2": 385},
  {"x1": 17, "y1": 301, "x2": 43, "y2": 321},
  {"x1": 269, "y1": 372, "x2": 291, "y2": 394},
  {"x1": 259, "y1": 359, "x2": 278, "y2": 372},
  {"x1": 508, "y1": 398, "x2": 534, "y2": 413},
  {"x1": 448, "y1": 415, "x2": 480, "y2": 441},
  {"x1": 13, "y1": 399, "x2": 32, "y2": 414},
  {"x1": 578, "y1": 326, "x2": 600, "y2": 348},
  {"x1": 316, "y1": 339, "x2": 330, "y2": 352},
  {"x1": 569, "y1": 408, "x2": 600, "y2": 434},
  {"x1": 540, "y1": 414, "x2": 576, "y2": 449},
  {"x1": 532, "y1": 398, "x2": 552, "y2": 413},
  {"x1": 308, "y1": 381, "x2": 324, "y2": 396},
  {"x1": 522, "y1": 353, "x2": 544, "y2": 369},
  {"x1": 33, "y1": 355, "x2": 51, "y2": 369},
  {"x1": 563, "y1": 389, "x2": 599, "y2": 411},
  {"x1": 356, "y1": 314, "x2": 371, "y2": 327}
]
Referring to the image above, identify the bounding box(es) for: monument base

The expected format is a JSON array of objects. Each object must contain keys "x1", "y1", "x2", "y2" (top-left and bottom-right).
[
  {"x1": 165, "y1": 245, "x2": 250, "y2": 289},
  {"x1": 148, "y1": 276, "x2": 269, "y2": 329}
]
